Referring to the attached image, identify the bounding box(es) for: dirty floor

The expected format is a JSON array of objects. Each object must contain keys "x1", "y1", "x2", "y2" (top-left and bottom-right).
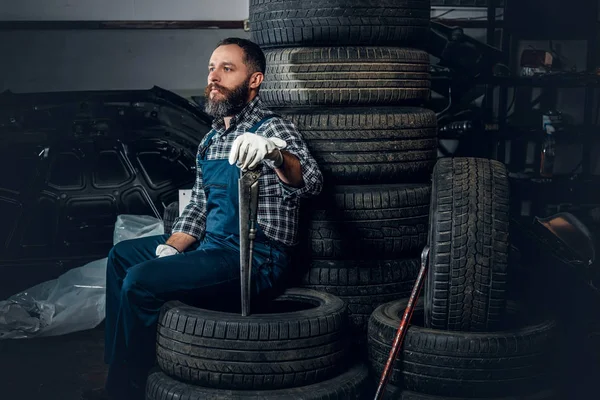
[{"x1": 0, "y1": 324, "x2": 107, "y2": 400}]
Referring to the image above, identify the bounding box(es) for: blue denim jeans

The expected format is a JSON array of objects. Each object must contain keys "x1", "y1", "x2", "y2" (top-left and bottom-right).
[{"x1": 103, "y1": 232, "x2": 289, "y2": 398}]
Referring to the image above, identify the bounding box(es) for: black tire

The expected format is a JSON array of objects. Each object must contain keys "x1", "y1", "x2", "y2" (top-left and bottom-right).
[
  {"x1": 262, "y1": 47, "x2": 430, "y2": 107},
  {"x1": 368, "y1": 298, "x2": 556, "y2": 398},
  {"x1": 385, "y1": 386, "x2": 556, "y2": 400},
  {"x1": 278, "y1": 107, "x2": 437, "y2": 184},
  {"x1": 250, "y1": 0, "x2": 431, "y2": 48},
  {"x1": 156, "y1": 288, "x2": 348, "y2": 390},
  {"x1": 301, "y1": 259, "x2": 419, "y2": 332},
  {"x1": 424, "y1": 157, "x2": 510, "y2": 331},
  {"x1": 146, "y1": 363, "x2": 372, "y2": 400},
  {"x1": 306, "y1": 184, "x2": 430, "y2": 260}
]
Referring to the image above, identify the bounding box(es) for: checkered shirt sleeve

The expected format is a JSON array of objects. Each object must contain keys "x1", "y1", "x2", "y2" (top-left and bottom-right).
[{"x1": 170, "y1": 151, "x2": 208, "y2": 240}]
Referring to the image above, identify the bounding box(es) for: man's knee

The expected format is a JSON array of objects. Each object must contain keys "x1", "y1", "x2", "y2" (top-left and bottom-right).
[
  {"x1": 120, "y1": 260, "x2": 161, "y2": 303},
  {"x1": 107, "y1": 240, "x2": 135, "y2": 281},
  {"x1": 108, "y1": 235, "x2": 163, "y2": 274},
  {"x1": 108, "y1": 239, "x2": 133, "y2": 266},
  {"x1": 110, "y1": 237, "x2": 143, "y2": 261},
  {"x1": 121, "y1": 269, "x2": 146, "y2": 304},
  {"x1": 107, "y1": 243, "x2": 120, "y2": 265},
  {"x1": 121, "y1": 271, "x2": 139, "y2": 297}
]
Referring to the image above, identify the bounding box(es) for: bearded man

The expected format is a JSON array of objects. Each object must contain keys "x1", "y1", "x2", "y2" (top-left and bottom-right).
[{"x1": 85, "y1": 38, "x2": 323, "y2": 400}]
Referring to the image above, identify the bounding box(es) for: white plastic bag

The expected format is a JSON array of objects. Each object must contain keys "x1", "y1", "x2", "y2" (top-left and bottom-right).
[
  {"x1": 0, "y1": 258, "x2": 108, "y2": 339},
  {"x1": 113, "y1": 214, "x2": 164, "y2": 245},
  {"x1": 0, "y1": 214, "x2": 164, "y2": 339}
]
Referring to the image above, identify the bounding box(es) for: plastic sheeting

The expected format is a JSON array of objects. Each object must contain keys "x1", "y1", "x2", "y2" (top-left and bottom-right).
[{"x1": 0, "y1": 215, "x2": 164, "y2": 339}]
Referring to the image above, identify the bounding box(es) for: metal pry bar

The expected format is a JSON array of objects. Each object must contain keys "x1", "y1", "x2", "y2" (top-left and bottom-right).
[
  {"x1": 374, "y1": 245, "x2": 430, "y2": 399},
  {"x1": 239, "y1": 169, "x2": 261, "y2": 316}
]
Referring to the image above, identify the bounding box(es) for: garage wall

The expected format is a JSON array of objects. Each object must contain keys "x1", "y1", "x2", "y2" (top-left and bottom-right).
[
  {"x1": 1, "y1": 3, "x2": 596, "y2": 108},
  {"x1": 0, "y1": 29, "x2": 249, "y2": 94},
  {"x1": 0, "y1": 0, "x2": 250, "y2": 21},
  {"x1": 0, "y1": 0, "x2": 250, "y2": 94}
]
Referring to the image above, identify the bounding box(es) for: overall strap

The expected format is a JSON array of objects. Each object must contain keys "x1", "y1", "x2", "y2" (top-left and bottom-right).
[
  {"x1": 198, "y1": 129, "x2": 218, "y2": 159},
  {"x1": 202, "y1": 129, "x2": 219, "y2": 146},
  {"x1": 247, "y1": 115, "x2": 279, "y2": 134}
]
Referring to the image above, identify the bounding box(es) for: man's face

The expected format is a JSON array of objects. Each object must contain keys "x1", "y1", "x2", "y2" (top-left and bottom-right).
[{"x1": 204, "y1": 44, "x2": 252, "y2": 118}]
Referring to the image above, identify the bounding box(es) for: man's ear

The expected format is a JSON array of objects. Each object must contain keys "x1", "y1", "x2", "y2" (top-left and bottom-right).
[{"x1": 249, "y1": 72, "x2": 264, "y2": 89}]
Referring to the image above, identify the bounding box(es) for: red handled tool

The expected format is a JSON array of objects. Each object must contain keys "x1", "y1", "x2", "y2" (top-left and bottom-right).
[{"x1": 374, "y1": 245, "x2": 430, "y2": 400}]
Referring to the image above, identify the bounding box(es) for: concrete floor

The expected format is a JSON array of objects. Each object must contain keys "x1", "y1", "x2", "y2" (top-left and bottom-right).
[{"x1": 0, "y1": 324, "x2": 107, "y2": 400}]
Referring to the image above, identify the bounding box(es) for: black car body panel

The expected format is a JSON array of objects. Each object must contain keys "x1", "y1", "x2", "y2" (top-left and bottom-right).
[{"x1": 0, "y1": 86, "x2": 210, "y2": 297}]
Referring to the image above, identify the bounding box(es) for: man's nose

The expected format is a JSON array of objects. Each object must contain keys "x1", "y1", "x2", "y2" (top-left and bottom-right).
[{"x1": 208, "y1": 70, "x2": 220, "y2": 82}]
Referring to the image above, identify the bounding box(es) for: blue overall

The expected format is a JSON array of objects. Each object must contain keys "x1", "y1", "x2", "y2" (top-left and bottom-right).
[{"x1": 103, "y1": 117, "x2": 289, "y2": 398}]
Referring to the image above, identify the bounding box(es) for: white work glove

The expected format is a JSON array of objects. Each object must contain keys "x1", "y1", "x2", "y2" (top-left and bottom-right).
[
  {"x1": 155, "y1": 244, "x2": 180, "y2": 258},
  {"x1": 228, "y1": 133, "x2": 287, "y2": 171}
]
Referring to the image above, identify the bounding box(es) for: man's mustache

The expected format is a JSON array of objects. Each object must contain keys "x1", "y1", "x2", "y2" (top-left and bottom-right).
[{"x1": 208, "y1": 83, "x2": 226, "y2": 92}]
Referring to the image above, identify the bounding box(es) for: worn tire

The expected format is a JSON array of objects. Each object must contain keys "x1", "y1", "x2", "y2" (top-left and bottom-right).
[
  {"x1": 384, "y1": 386, "x2": 556, "y2": 400},
  {"x1": 306, "y1": 184, "x2": 430, "y2": 260},
  {"x1": 424, "y1": 157, "x2": 510, "y2": 331},
  {"x1": 301, "y1": 259, "x2": 419, "y2": 332},
  {"x1": 156, "y1": 288, "x2": 348, "y2": 390},
  {"x1": 368, "y1": 298, "x2": 556, "y2": 398},
  {"x1": 262, "y1": 47, "x2": 430, "y2": 107},
  {"x1": 278, "y1": 107, "x2": 437, "y2": 184},
  {"x1": 146, "y1": 363, "x2": 372, "y2": 400},
  {"x1": 250, "y1": 0, "x2": 431, "y2": 48}
]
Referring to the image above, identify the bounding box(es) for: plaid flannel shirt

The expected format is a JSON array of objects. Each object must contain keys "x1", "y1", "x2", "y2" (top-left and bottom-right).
[{"x1": 171, "y1": 96, "x2": 323, "y2": 246}]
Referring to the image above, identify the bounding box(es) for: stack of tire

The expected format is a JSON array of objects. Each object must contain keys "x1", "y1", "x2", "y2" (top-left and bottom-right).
[
  {"x1": 367, "y1": 157, "x2": 559, "y2": 399},
  {"x1": 145, "y1": 1, "x2": 435, "y2": 397},
  {"x1": 250, "y1": 0, "x2": 438, "y2": 346},
  {"x1": 146, "y1": 287, "x2": 373, "y2": 399}
]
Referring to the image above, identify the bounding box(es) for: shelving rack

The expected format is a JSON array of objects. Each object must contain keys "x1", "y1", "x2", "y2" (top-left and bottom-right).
[
  {"x1": 432, "y1": 0, "x2": 600, "y2": 222},
  {"x1": 433, "y1": 0, "x2": 599, "y2": 175}
]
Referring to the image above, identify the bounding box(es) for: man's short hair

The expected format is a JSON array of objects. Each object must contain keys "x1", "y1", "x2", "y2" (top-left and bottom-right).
[{"x1": 217, "y1": 38, "x2": 266, "y2": 75}]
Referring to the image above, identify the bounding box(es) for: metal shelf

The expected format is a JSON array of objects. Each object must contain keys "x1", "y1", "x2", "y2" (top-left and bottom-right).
[{"x1": 437, "y1": 0, "x2": 600, "y2": 180}]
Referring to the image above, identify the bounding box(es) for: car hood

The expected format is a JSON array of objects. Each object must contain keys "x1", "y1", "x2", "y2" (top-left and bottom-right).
[{"x1": 0, "y1": 85, "x2": 212, "y2": 148}]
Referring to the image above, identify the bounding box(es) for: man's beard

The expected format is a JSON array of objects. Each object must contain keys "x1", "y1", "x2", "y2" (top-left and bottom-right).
[{"x1": 204, "y1": 81, "x2": 250, "y2": 118}]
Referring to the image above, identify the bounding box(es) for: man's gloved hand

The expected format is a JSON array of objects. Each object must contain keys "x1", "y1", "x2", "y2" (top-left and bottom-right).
[
  {"x1": 228, "y1": 133, "x2": 287, "y2": 171},
  {"x1": 155, "y1": 244, "x2": 180, "y2": 258}
]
